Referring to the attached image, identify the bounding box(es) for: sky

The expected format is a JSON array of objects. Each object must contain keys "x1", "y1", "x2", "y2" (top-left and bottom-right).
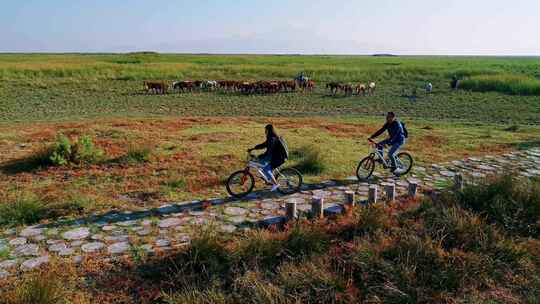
[{"x1": 1, "y1": 0, "x2": 539, "y2": 55}]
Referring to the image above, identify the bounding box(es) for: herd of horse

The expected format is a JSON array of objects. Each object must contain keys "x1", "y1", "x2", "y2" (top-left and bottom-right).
[
  {"x1": 142, "y1": 78, "x2": 375, "y2": 96},
  {"x1": 326, "y1": 81, "x2": 376, "y2": 96}
]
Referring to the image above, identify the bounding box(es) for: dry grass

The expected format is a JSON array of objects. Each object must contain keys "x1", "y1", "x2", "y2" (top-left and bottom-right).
[
  {"x1": 2, "y1": 176, "x2": 538, "y2": 303},
  {"x1": 0, "y1": 117, "x2": 538, "y2": 224}
]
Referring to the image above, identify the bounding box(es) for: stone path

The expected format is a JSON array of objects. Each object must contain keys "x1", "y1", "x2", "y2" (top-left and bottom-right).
[{"x1": 1, "y1": 148, "x2": 539, "y2": 278}]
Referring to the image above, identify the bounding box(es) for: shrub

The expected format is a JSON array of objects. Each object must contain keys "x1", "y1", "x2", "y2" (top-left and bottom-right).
[
  {"x1": 164, "y1": 288, "x2": 230, "y2": 304},
  {"x1": 47, "y1": 133, "x2": 104, "y2": 166},
  {"x1": 277, "y1": 261, "x2": 348, "y2": 304},
  {"x1": 232, "y1": 271, "x2": 287, "y2": 304},
  {"x1": 504, "y1": 124, "x2": 520, "y2": 132},
  {"x1": 71, "y1": 135, "x2": 104, "y2": 164},
  {"x1": 0, "y1": 194, "x2": 47, "y2": 227},
  {"x1": 283, "y1": 224, "x2": 330, "y2": 260},
  {"x1": 414, "y1": 198, "x2": 501, "y2": 252},
  {"x1": 49, "y1": 133, "x2": 72, "y2": 166},
  {"x1": 459, "y1": 175, "x2": 540, "y2": 238},
  {"x1": 234, "y1": 230, "x2": 284, "y2": 271},
  {"x1": 289, "y1": 145, "x2": 326, "y2": 174},
  {"x1": 139, "y1": 229, "x2": 231, "y2": 289},
  {"x1": 350, "y1": 204, "x2": 391, "y2": 238},
  {"x1": 118, "y1": 145, "x2": 152, "y2": 164},
  {"x1": 9, "y1": 272, "x2": 66, "y2": 304}
]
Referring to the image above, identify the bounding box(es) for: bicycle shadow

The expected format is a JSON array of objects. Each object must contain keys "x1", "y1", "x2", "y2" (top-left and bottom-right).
[{"x1": 34, "y1": 177, "x2": 388, "y2": 230}]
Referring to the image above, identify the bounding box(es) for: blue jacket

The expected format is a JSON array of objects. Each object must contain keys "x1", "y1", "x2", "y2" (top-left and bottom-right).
[{"x1": 370, "y1": 120, "x2": 405, "y2": 145}]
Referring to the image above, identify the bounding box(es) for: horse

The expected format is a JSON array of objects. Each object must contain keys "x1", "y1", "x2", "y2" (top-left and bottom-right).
[
  {"x1": 172, "y1": 80, "x2": 194, "y2": 93},
  {"x1": 368, "y1": 82, "x2": 376, "y2": 95},
  {"x1": 426, "y1": 82, "x2": 433, "y2": 94},
  {"x1": 144, "y1": 81, "x2": 168, "y2": 94},
  {"x1": 326, "y1": 82, "x2": 341, "y2": 95},
  {"x1": 340, "y1": 84, "x2": 354, "y2": 96},
  {"x1": 355, "y1": 83, "x2": 367, "y2": 96},
  {"x1": 202, "y1": 80, "x2": 218, "y2": 91}
]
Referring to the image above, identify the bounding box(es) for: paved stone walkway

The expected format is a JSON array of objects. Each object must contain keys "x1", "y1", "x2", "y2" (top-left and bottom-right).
[{"x1": 1, "y1": 148, "x2": 539, "y2": 279}]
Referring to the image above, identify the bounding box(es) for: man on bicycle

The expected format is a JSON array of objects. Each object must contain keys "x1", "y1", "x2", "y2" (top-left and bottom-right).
[
  {"x1": 248, "y1": 124, "x2": 287, "y2": 192},
  {"x1": 368, "y1": 112, "x2": 406, "y2": 172}
]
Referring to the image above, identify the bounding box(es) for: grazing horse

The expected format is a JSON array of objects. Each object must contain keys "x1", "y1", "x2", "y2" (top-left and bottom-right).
[
  {"x1": 368, "y1": 82, "x2": 376, "y2": 95},
  {"x1": 326, "y1": 82, "x2": 341, "y2": 95},
  {"x1": 426, "y1": 82, "x2": 433, "y2": 94},
  {"x1": 279, "y1": 80, "x2": 296, "y2": 92},
  {"x1": 173, "y1": 80, "x2": 194, "y2": 93},
  {"x1": 340, "y1": 84, "x2": 354, "y2": 96},
  {"x1": 305, "y1": 80, "x2": 315, "y2": 92},
  {"x1": 202, "y1": 80, "x2": 218, "y2": 91},
  {"x1": 144, "y1": 81, "x2": 168, "y2": 94},
  {"x1": 355, "y1": 83, "x2": 367, "y2": 96}
]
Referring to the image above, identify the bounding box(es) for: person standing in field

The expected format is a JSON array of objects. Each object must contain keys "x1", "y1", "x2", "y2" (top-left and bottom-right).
[
  {"x1": 248, "y1": 124, "x2": 288, "y2": 192},
  {"x1": 368, "y1": 112, "x2": 408, "y2": 172}
]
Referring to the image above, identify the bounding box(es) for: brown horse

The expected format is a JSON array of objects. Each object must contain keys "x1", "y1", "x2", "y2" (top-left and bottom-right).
[
  {"x1": 144, "y1": 81, "x2": 168, "y2": 94},
  {"x1": 173, "y1": 81, "x2": 194, "y2": 93},
  {"x1": 355, "y1": 83, "x2": 367, "y2": 96},
  {"x1": 326, "y1": 82, "x2": 341, "y2": 95}
]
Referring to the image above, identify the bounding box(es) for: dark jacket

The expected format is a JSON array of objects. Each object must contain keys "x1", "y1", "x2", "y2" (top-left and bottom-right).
[
  {"x1": 254, "y1": 135, "x2": 285, "y2": 168},
  {"x1": 370, "y1": 120, "x2": 405, "y2": 145}
]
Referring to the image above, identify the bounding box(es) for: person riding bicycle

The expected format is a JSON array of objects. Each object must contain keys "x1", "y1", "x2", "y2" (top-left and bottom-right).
[
  {"x1": 368, "y1": 112, "x2": 406, "y2": 172},
  {"x1": 248, "y1": 124, "x2": 287, "y2": 192}
]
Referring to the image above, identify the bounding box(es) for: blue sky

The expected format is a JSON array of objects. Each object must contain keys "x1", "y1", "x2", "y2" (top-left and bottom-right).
[{"x1": 1, "y1": 0, "x2": 539, "y2": 55}]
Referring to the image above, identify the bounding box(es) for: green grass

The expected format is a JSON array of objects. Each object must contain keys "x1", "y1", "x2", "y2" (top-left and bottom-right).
[
  {"x1": 1, "y1": 54, "x2": 540, "y2": 124},
  {"x1": 459, "y1": 74, "x2": 540, "y2": 95},
  {"x1": 458, "y1": 175, "x2": 540, "y2": 238},
  {"x1": 289, "y1": 145, "x2": 326, "y2": 174},
  {"x1": 0, "y1": 195, "x2": 48, "y2": 227}
]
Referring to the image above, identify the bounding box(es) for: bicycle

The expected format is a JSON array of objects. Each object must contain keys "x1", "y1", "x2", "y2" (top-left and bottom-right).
[
  {"x1": 226, "y1": 152, "x2": 303, "y2": 198},
  {"x1": 356, "y1": 139, "x2": 413, "y2": 180}
]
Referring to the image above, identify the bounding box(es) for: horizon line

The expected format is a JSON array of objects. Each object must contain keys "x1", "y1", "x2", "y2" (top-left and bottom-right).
[{"x1": 1, "y1": 51, "x2": 540, "y2": 57}]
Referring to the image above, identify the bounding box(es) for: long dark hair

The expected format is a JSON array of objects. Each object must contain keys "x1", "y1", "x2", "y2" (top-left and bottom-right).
[{"x1": 265, "y1": 124, "x2": 278, "y2": 139}]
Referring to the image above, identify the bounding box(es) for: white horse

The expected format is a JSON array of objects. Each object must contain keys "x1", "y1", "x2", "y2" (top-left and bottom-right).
[
  {"x1": 426, "y1": 82, "x2": 433, "y2": 94},
  {"x1": 368, "y1": 82, "x2": 376, "y2": 95},
  {"x1": 202, "y1": 80, "x2": 218, "y2": 91}
]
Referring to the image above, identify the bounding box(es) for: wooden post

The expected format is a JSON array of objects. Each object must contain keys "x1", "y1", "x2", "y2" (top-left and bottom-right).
[
  {"x1": 286, "y1": 199, "x2": 297, "y2": 221},
  {"x1": 345, "y1": 191, "x2": 355, "y2": 208},
  {"x1": 344, "y1": 191, "x2": 355, "y2": 216},
  {"x1": 385, "y1": 183, "x2": 396, "y2": 202},
  {"x1": 454, "y1": 173, "x2": 463, "y2": 191},
  {"x1": 311, "y1": 196, "x2": 324, "y2": 219},
  {"x1": 408, "y1": 182, "x2": 418, "y2": 198},
  {"x1": 368, "y1": 185, "x2": 378, "y2": 204}
]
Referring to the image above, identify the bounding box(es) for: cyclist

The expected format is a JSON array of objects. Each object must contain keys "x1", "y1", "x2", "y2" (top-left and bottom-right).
[
  {"x1": 368, "y1": 112, "x2": 406, "y2": 172},
  {"x1": 248, "y1": 124, "x2": 287, "y2": 191}
]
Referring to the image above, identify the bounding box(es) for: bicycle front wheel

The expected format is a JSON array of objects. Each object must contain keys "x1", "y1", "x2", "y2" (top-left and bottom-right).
[
  {"x1": 356, "y1": 156, "x2": 375, "y2": 181},
  {"x1": 277, "y1": 168, "x2": 303, "y2": 195},
  {"x1": 394, "y1": 152, "x2": 413, "y2": 176},
  {"x1": 226, "y1": 170, "x2": 255, "y2": 198}
]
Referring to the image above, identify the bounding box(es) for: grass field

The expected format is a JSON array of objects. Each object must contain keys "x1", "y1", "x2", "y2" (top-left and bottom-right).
[
  {"x1": 0, "y1": 54, "x2": 540, "y2": 226},
  {"x1": 1, "y1": 54, "x2": 540, "y2": 124}
]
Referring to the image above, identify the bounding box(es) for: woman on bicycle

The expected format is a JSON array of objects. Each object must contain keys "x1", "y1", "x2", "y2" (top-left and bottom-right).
[{"x1": 248, "y1": 124, "x2": 285, "y2": 192}]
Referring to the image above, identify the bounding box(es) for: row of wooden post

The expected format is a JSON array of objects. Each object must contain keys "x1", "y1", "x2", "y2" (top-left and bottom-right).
[{"x1": 285, "y1": 173, "x2": 464, "y2": 221}]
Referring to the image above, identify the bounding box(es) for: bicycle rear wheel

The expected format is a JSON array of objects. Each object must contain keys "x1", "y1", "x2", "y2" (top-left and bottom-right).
[
  {"x1": 356, "y1": 156, "x2": 375, "y2": 181},
  {"x1": 226, "y1": 170, "x2": 255, "y2": 198},
  {"x1": 394, "y1": 152, "x2": 413, "y2": 176},
  {"x1": 277, "y1": 168, "x2": 303, "y2": 195}
]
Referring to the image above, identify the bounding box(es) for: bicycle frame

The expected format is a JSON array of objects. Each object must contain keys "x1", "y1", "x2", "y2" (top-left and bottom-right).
[
  {"x1": 368, "y1": 143, "x2": 404, "y2": 169},
  {"x1": 244, "y1": 154, "x2": 280, "y2": 183}
]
